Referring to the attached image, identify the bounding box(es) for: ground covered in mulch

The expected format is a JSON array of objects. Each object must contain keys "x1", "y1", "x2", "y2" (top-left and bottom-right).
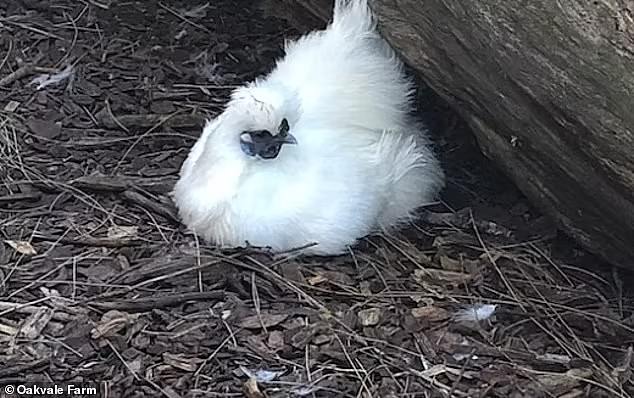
[{"x1": 1, "y1": 1, "x2": 633, "y2": 397}]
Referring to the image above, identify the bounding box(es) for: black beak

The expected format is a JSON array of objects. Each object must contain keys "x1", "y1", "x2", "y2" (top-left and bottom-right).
[{"x1": 277, "y1": 133, "x2": 297, "y2": 145}]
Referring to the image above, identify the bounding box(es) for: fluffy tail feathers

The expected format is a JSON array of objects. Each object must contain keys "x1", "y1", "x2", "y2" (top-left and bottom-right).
[{"x1": 332, "y1": 0, "x2": 375, "y2": 37}]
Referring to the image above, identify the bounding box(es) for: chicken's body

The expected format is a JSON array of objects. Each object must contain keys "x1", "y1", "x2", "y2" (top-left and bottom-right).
[{"x1": 172, "y1": 0, "x2": 445, "y2": 255}]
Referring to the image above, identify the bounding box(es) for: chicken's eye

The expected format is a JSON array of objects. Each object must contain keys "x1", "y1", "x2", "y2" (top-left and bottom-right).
[
  {"x1": 259, "y1": 143, "x2": 282, "y2": 159},
  {"x1": 239, "y1": 132, "x2": 257, "y2": 156},
  {"x1": 240, "y1": 140, "x2": 256, "y2": 156}
]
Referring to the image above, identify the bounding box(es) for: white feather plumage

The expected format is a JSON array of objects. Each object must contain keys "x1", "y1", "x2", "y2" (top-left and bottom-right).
[{"x1": 171, "y1": 0, "x2": 445, "y2": 255}]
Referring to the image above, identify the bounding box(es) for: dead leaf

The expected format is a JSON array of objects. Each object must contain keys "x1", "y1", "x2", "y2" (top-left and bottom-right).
[
  {"x1": 116, "y1": 254, "x2": 131, "y2": 270},
  {"x1": 211, "y1": 42, "x2": 229, "y2": 54},
  {"x1": 414, "y1": 268, "x2": 473, "y2": 288},
  {"x1": 278, "y1": 263, "x2": 305, "y2": 283},
  {"x1": 0, "y1": 322, "x2": 19, "y2": 336},
  {"x1": 90, "y1": 310, "x2": 139, "y2": 339},
  {"x1": 313, "y1": 270, "x2": 354, "y2": 285},
  {"x1": 359, "y1": 281, "x2": 372, "y2": 295},
  {"x1": 558, "y1": 390, "x2": 584, "y2": 398},
  {"x1": 528, "y1": 368, "x2": 593, "y2": 395},
  {"x1": 267, "y1": 331, "x2": 285, "y2": 352},
  {"x1": 183, "y1": 3, "x2": 210, "y2": 18},
  {"x1": 4, "y1": 240, "x2": 37, "y2": 256},
  {"x1": 433, "y1": 231, "x2": 478, "y2": 247},
  {"x1": 289, "y1": 323, "x2": 329, "y2": 349},
  {"x1": 613, "y1": 345, "x2": 633, "y2": 385},
  {"x1": 243, "y1": 378, "x2": 265, "y2": 398},
  {"x1": 244, "y1": 334, "x2": 274, "y2": 357},
  {"x1": 358, "y1": 308, "x2": 381, "y2": 326},
  {"x1": 26, "y1": 117, "x2": 61, "y2": 139},
  {"x1": 237, "y1": 313, "x2": 288, "y2": 329},
  {"x1": 437, "y1": 251, "x2": 463, "y2": 272},
  {"x1": 422, "y1": 209, "x2": 470, "y2": 227},
  {"x1": 160, "y1": 386, "x2": 181, "y2": 398}
]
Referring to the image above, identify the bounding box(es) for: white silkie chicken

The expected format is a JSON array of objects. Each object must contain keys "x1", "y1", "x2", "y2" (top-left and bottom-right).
[{"x1": 172, "y1": 0, "x2": 445, "y2": 255}]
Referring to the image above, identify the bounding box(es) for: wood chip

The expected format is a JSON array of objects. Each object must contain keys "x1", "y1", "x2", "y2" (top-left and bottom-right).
[
  {"x1": 307, "y1": 274, "x2": 328, "y2": 285},
  {"x1": 358, "y1": 308, "x2": 381, "y2": 326},
  {"x1": 237, "y1": 313, "x2": 288, "y2": 329},
  {"x1": 96, "y1": 112, "x2": 203, "y2": 129},
  {"x1": 26, "y1": 117, "x2": 62, "y2": 139},
  {"x1": 163, "y1": 352, "x2": 202, "y2": 372},
  {"x1": 4, "y1": 240, "x2": 37, "y2": 256},
  {"x1": 4, "y1": 100, "x2": 20, "y2": 112},
  {"x1": 411, "y1": 306, "x2": 450, "y2": 322},
  {"x1": 18, "y1": 307, "x2": 55, "y2": 339},
  {"x1": 107, "y1": 225, "x2": 139, "y2": 239}
]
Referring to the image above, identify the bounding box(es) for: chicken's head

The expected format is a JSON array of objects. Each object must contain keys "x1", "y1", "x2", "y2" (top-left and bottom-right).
[{"x1": 239, "y1": 117, "x2": 297, "y2": 160}]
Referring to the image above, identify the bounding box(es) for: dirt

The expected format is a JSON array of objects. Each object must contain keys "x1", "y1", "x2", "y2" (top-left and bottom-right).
[{"x1": 1, "y1": 1, "x2": 633, "y2": 397}]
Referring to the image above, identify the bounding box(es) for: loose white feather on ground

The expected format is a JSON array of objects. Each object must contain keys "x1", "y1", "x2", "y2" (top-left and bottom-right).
[
  {"x1": 454, "y1": 304, "x2": 498, "y2": 322},
  {"x1": 172, "y1": 0, "x2": 445, "y2": 255}
]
